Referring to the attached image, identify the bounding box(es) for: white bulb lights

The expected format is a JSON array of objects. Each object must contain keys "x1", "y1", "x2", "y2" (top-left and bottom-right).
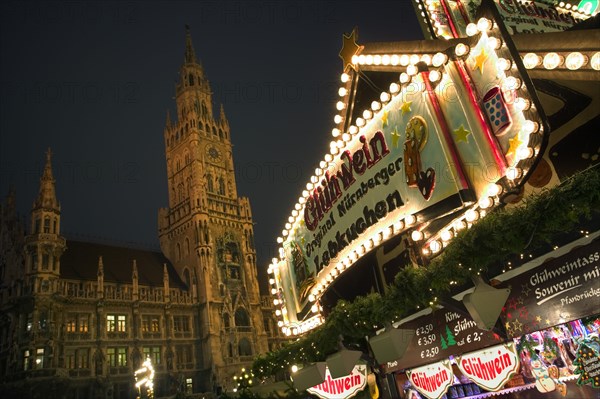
[{"x1": 270, "y1": 24, "x2": 548, "y2": 336}]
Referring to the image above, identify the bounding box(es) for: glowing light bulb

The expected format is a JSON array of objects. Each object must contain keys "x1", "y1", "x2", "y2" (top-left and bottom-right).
[
  {"x1": 338, "y1": 87, "x2": 348, "y2": 97},
  {"x1": 432, "y1": 52, "x2": 448, "y2": 67},
  {"x1": 506, "y1": 166, "x2": 522, "y2": 180},
  {"x1": 514, "y1": 97, "x2": 531, "y2": 111},
  {"x1": 371, "y1": 101, "x2": 382, "y2": 111},
  {"x1": 497, "y1": 58, "x2": 511, "y2": 71},
  {"x1": 455, "y1": 43, "x2": 469, "y2": 57},
  {"x1": 565, "y1": 52, "x2": 587, "y2": 70},
  {"x1": 516, "y1": 145, "x2": 534, "y2": 160},
  {"x1": 430, "y1": 240, "x2": 442, "y2": 253},
  {"x1": 441, "y1": 230, "x2": 453, "y2": 242},
  {"x1": 478, "y1": 196, "x2": 494, "y2": 209},
  {"x1": 543, "y1": 52, "x2": 563, "y2": 70},
  {"x1": 523, "y1": 53, "x2": 540, "y2": 69},
  {"x1": 405, "y1": 214, "x2": 416, "y2": 226},
  {"x1": 465, "y1": 209, "x2": 479, "y2": 222},
  {"x1": 407, "y1": 64, "x2": 418, "y2": 76},
  {"x1": 591, "y1": 52, "x2": 600, "y2": 70},
  {"x1": 477, "y1": 17, "x2": 492, "y2": 31},
  {"x1": 429, "y1": 70, "x2": 441, "y2": 82},
  {"x1": 341, "y1": 73, "x2": 350, "y2": 83},
  {"x1": 411, "y1": 230, "x2": 424, "y2": 241},
  {"x1": 380, "y1": 92, "x2": 391, "y2": 102},
  {"x1": 466, "y1": 23, "x2": 478, "y2": 36},
  {"x1": 389, "y1": 82, "x2": 400, "y2": 94},
  {"x1": 336, "y1": 101, "x2": 346, "y2": 111},
  {"x1": 400, "y1": 73, "x2": 410, "y2": 84},
  {"x1": 523, "y1": 120, "x2": 539, "y2": 134},
  {"x1": 334, "y1": 114, "x2": 343, "y2": 124}
]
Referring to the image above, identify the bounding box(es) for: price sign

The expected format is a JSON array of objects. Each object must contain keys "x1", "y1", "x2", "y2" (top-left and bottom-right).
[{"x1": 384, "y1": 309, "x2": 502, "y2": 373}]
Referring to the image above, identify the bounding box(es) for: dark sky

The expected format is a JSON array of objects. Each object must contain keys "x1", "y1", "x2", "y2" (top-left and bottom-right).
[{"x1": 0, "y1": 1, "x2": 423, "y2": 286}]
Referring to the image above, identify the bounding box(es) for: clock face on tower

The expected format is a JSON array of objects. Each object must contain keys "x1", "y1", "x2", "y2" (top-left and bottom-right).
[{"x1": 206, "y1": 144, "x2": 223, "y2": 163}]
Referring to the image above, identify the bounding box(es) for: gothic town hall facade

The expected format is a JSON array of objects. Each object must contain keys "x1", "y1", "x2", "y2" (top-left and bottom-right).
[{"x1": 0, "y1": 28, "x2": 281, "y2": 399}]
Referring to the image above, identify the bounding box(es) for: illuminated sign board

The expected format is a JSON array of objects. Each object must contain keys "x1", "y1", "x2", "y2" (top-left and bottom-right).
[
  {"x1": 414, "y1": 0, "x2": 594, "y2": 40},
  {"x1": 269, "y1": 5, "x2": 548, "y2": 336},
  {"x1": 456, "y1": 343, "x2": 520, "y2": 391},
  {"x1": 407, "y1": 360, "x2": 454, "y2": 399},
  {"x1": 307, "y1": 364, "x2": 367, "y2": 399}
]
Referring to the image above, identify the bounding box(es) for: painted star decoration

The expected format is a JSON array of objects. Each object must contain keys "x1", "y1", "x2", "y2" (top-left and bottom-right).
[
  {"x1": 453, "y1": 125, "x2": 470, "y2": 143},
  {"x1": 507, "y1": 134, "x2": 523, "y2": 157},
  {"x1": 381, "y1": 110, "x2": 390, "y2": 128},
  {"x1": 473, "y1": 47, "x2": 488, "y2": 74},
  {"x1": 512, "y1": 319, "x2": 523, "y2": 333},
  {"x1": 536, "y1": 315, "x2": 542, "y2": 322},
  {"x1": 521, "y1": 283, "x2": 531, "y2": 297},
  {"x1": 400, "y1": 101, "x2": 413, "y2": 115},
  {"x1": 390, "y1": 126, "x2": 401, "y2": 148},
  {"x1": 339, "y1": 28, "x2": 363, "y2": 72}
]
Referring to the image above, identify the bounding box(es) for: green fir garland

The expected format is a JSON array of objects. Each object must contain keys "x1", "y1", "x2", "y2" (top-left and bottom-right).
[{"x1": 253, "y1": 166, "x2": 600, "y2": 380}]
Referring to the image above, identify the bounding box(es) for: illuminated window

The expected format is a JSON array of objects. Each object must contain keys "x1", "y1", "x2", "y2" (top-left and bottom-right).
[
  {"x1": 35, "y1": 348, "x2": 44, "y2": 369},
  {"x1": 79, "y1": 315, "x2": 89, "y2": 332},
  {"x1": 67, "y1": 314, "x2": 89, "y2": 333},
  {"x1": 142, "y1": 315, "x2": 160, "y2": 333},
  {"x1": 23, "y1": 350, "x2": 30, "y2": 370},
  {"x1": 66, "y1": 317, "x2": 76, "y2": 333},
  {"x1": 107, "y1": 347, "x2": 127, "y2": 367},
  {"x1": 186, "y1": 378, "x2": 193, "y2": 394},
  {"x1": 106, "y1": 314, "x2": 127, "y2": 332},
  {"x1": 25, "y1": 313, "x2": 33, "y2": 333},
  {"x1": 143, "y1": 346, "x2": 161, "y2": 365}
]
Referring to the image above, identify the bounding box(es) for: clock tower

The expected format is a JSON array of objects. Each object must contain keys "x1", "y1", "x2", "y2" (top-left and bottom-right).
[{"x1": 158, "y1": 26, "x2": 268, "y2": 393}]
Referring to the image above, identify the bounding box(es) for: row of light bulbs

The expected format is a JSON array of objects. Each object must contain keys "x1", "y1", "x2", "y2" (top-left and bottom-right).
[
  {"x1": 522, "y1": 51, "x2": 600, "y2": 71},
  {"x1": 416, "y1": 0, "x2": 597, "y2": 39},
  {"x1": 557, "y1": 1, "x2": 599, "y2": 17},
  {"x1": 269, "y1": 16, "x2": 542, "y2": 335}
]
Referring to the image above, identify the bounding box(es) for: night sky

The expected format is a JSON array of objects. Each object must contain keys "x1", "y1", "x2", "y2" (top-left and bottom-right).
[{"x1": 0, "y1": 1, "x2": 423, "y2": 286}]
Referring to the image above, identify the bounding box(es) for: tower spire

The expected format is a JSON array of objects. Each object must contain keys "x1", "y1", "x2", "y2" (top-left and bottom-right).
[
  {"x1": 33, "y1": 148, "x2": 59, "y2": 211},
  {"x1": 184, "y1": 25, "x2": 197, "y2": 64}
]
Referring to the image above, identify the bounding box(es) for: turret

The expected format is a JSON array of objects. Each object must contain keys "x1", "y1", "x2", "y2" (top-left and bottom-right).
[{"x1": 24, "y1": 149, "x2": 66, "y2": 292}]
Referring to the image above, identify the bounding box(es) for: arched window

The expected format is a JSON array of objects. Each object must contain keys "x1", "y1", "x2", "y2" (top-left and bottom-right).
[
  {"x1": 176, "y1": 243, "x2": 181, "y2": 261},
  {"x1": 219, "y1": 129, "x2": 224, "y2": 139},
  {"x1": 207, "y1": 174, "x2": 213, "y2": 192},
  {"x1": 43, "y1": 217, "x2": 50, "y2": 233},
  {"x1": 185, "y1": 238, "x2": 190, "y2": 255},
  {"x1": 228, "y1": 343, "x2": 234, "y2": 358},
  {"x1": 183, "y1": 268, "x2": 191, "y2": 287},
  {"x1": 234, "y1": 308, "x2": 250, "y2": 327},
  {"x1": 218, "y1": 177, "x2": 225, "y2": 196},
  {"x1": 212, "y1": 126, "x2": 217, "y2": 136},
  {"x1": 238, "y1": 338, "x2": 252, "y2": 357},
  {"x1": 188, "y1": 73, "x2": 194, "y2": 86}
]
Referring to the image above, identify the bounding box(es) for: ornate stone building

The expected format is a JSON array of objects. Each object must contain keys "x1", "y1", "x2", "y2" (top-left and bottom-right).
[{"x1": 0, "y1": 28, "x2": 283, "y2": 399}]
